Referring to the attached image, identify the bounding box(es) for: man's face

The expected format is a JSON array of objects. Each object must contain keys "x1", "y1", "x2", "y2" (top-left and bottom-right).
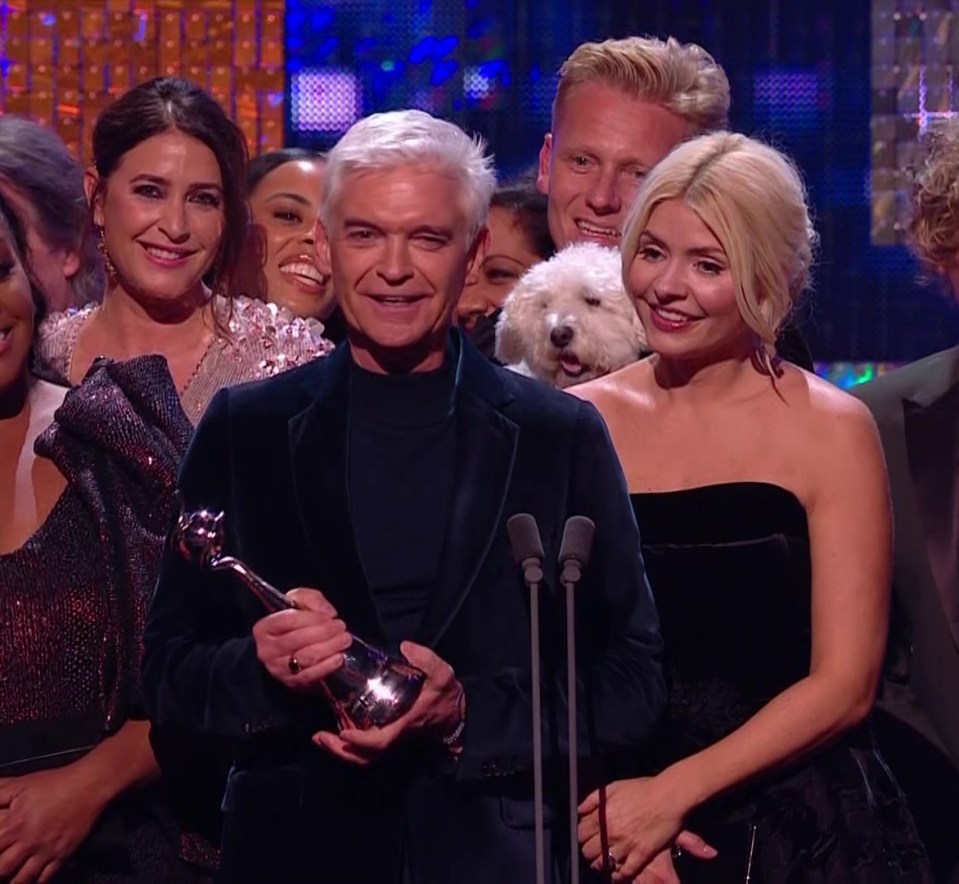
[
  {"x1": 537, "y1": 81, "x2": 694, "y2": 250},
  {"x1": 316, "y1": 164, "x2": 485, "y2": 373}
]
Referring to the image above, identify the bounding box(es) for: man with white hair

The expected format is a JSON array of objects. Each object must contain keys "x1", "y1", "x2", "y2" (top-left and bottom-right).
[{"x1": 143, "y1": 109, "x2": 665, "y2": 883}]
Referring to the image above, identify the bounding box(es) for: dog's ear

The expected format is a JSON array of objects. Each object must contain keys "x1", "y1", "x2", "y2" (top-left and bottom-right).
[{"x1": 494, "y1": 301, "x2": 527, "y2": 365}]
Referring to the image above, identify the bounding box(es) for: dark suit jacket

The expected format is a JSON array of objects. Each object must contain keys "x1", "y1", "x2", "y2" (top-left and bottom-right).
[
  {"x1": 855, "y1": 348, "x2": 959, "y2": 880},
  {"x1": 142, "y1": 336, "x2": 664, "y2": 884}
]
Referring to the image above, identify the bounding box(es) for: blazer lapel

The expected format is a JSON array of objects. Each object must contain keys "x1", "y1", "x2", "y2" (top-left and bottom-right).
[
  {"x1": 287, "y1": 349, "x2": 386, "y2": 645},
  {"x1": 904, "y1": 378, "x2": 959, "y2": 650},
  {"x1": 418, "y1": 343, "x2": 520, "y2": 646}
]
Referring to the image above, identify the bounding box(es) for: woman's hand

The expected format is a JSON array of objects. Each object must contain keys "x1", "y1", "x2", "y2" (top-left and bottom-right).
[
  {"x1": 578, "y1": 774, "x2": 715, "y2": 881},
  {"x1": 0, "y1": 766, "x2": 106, "y2": 883},
  {"x1": 634, "y1": 849, "x2": 680, "y2": 884}
]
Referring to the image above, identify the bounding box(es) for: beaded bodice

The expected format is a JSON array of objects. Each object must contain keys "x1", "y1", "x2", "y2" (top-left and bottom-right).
[{"x1": 36, "y1": 296, "x2": 335, "y2": 425}]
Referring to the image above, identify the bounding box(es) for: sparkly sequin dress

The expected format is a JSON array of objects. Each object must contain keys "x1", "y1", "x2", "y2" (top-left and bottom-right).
[
  {"x1": 35, "y1": 296, "x2": 335, "y2": 425},
  {"x1": 0, "y1": 357, "x2": 194, "y2": 880},
  {"x1": 630, "y1": 483, "x2": 932, "y2": 882}
]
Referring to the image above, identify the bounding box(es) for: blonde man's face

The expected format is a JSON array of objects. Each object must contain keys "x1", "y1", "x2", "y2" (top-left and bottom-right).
[{"x1": 537, "y1": 81, "x2": 693, "y2": 251}]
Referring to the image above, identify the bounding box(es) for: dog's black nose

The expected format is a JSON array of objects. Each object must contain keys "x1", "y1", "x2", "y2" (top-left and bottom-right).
[{"x1": 550, "y1": 325, "x2": 574, "y2": 348}]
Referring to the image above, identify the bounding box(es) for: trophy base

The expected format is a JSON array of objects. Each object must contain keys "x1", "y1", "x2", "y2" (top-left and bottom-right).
[
  {"x1": 332, "y1": 672, "x2": 425, "y2": 730},
  {"x1": 324, "y1": 639, "x2": 426, "y2": 730}
]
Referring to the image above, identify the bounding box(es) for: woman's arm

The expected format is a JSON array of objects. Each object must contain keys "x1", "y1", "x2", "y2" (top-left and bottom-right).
[
  {"x1": 0, "y1": 719, "x2": 159, "y2": 884},
  {"x1": 579, "y1": 394, "x2": 892, "y2": 880},
  {"x1": 66, "y1": 719, "x2": 159, "y2": 807}
]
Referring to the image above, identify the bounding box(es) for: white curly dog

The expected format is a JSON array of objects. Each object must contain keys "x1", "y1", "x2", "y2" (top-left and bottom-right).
[{"x1": 494, "y1": 241, "x2": 647, "y2": 390}]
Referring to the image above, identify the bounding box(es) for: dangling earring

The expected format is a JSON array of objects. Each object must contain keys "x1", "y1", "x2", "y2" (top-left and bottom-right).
[{"x1": 96, "y1": 225, "x2": 117, "y2": 281}]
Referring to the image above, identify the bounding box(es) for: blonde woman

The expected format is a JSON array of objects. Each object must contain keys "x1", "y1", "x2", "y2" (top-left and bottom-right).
[{"x1": 574, "y1": 132, "x2": 930, "y2": 882}]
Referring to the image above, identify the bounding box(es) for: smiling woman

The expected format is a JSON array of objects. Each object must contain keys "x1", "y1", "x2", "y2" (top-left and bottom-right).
[
  {"x1": 246, "y1": 149, "x2": 336, "y2": 325},
  {"x1": 34, "y1": 77, "x2": 333, "y2": 427},
  {"x1": 572, "y1": 132, "x2": 931, "y2": 882}
]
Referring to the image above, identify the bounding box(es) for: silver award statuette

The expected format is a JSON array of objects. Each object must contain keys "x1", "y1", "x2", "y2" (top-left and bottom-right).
[{"x1": 172, "y1": 505, "x2": 425, "y2": 731}]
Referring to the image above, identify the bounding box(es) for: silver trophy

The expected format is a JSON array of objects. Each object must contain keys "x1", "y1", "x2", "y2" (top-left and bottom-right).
[{"x1": 173, "y1": 505, "x2": 425, "y2": 731}]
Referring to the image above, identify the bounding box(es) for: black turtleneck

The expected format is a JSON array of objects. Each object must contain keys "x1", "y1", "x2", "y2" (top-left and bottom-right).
[{"x1": 347, "y1": 343, "x2": 457, "y2": 648}]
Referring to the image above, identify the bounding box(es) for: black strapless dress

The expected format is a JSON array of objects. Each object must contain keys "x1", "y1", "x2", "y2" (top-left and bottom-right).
[{"x1": 631, "y1": 483, "x2": 931, "y2": 883}]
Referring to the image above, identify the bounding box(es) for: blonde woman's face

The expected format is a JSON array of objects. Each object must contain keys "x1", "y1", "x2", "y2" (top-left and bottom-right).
[{"x1": 627, "y1": 198, "x2": 751, "y2": 361}]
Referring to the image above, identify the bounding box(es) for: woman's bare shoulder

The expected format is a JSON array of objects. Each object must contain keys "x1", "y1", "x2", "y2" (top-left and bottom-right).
[
  {"x1": 570, "y1": 359, "x2": 655, "y2": 415},
  {"x1": 774, "y1": 367, "x2": 884, "y2": 499},
  {"x1": 777, "y1": 365, "x2": 877, "y2": 432}
]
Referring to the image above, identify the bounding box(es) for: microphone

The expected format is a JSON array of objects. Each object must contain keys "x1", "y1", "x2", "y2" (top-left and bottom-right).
[
  {"x1": 507, "y1": 513, "x2": 545, "y2": 586},
  {"x1": 558, "y1": 515, "x2": 595, "y2": 884},
  {"x1": 559, "y1": 515, "x2": 595, "y2": 583},
  {"x1": 506, "y1": 514, "x2": 547, "y2": 884}
]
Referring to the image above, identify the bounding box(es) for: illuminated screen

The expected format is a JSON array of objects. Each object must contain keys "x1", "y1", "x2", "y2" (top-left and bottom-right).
[{"x1": 285, "y1": 0, "x2": 959, "y2": 364}]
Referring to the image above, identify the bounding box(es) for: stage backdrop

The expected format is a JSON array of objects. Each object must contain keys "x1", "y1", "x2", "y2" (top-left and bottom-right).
[
  {"x1": 0, "y1": 1, "x2": 286, "y2": 164},
  {"x1": 285, "y1": 0, "x2": 959, "y2": 365}
]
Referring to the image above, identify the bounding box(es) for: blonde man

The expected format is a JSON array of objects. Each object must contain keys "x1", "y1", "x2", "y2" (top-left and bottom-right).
[
  {"x1": 536, "y1": 36, "x2": 729, "y2": 252},
  {"x1": 536, "y1": 34, "x2": 814, "y2": 373}
]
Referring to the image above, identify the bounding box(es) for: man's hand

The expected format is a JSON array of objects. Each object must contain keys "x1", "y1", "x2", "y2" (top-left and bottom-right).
[
  {"x1": 0, "y1": 766, "x2": 106, "y2": 883},
  {"x1": 252, "y1": 587, "x2": 353, "y2": 691},
  {"x1": 312, "y1": 641, "x2": 464, "y2": 766}
]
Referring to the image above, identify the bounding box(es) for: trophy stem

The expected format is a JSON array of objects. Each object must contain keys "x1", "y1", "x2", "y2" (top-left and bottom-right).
[
  {"x1": 208, "y1": 556, "x2": 296, "y2": 613},
  {"x1": 173, "y1": 505, "x2": 425, "y2": 730}
]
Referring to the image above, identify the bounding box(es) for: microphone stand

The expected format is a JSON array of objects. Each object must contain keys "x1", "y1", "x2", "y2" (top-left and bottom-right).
[
  {"x1": 531, "y1": 561, "x2": 546, "y2": 884},
  {"x1": 559, "y1": 516, "x2": 595, "y2": 884},
  {"x1": 507, "y1": 515, "x2": 547, "y2": 884}
]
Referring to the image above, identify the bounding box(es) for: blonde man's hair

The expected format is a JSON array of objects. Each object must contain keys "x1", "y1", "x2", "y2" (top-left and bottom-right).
[
  {"x1": 553, "y1": 36, "x2": 730, "y2": 133},
  {"x1": 621, "y1": 132, "x2": 817, "y2": 371},
  {"x1": 911, "y1": 116, "x2": 959, "y2": 278}
]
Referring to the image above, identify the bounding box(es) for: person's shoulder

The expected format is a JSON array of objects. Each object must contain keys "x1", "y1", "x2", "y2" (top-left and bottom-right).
[
  {"x1": 852, "y1": 345, "x2": 959, "y2": 411},
  {"x1": 30, "y1": 376, "x2": 68, "y2": 425},
  {"x1": 216, "y1": 347, "x2": 339, "y2": 418},
  {"x1": 494, "y1": 363, "x2": 599, "y2": 429},
  {"x1": 567, "y1": 360, "x2": 654, "y2": 433},
  {"x1": 34, "y1": 303, "x2": 96, "y2": 379},
  {"x1": 220, "y1": 296, "x2": 335, "y2": 364},
  {"x1": 778, "y1": 368, "x2": 883, "y2": 479},
  {"x1": 786, "y1": 365, "x2": 877, "y2": 430}
]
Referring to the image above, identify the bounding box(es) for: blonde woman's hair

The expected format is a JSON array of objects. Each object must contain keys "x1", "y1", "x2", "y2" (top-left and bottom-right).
[
  {"x1": 621, "y1": 132, "x2": 817, "y2": 371},
  {"x1": 553, "y1": 36, "x2": 730, "y2": 133},
  {"x1": 911, "y1": 116, "x2": 959, "y2": 278}
]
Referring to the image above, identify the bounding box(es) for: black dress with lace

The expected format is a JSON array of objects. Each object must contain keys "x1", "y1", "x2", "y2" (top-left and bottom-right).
[{"x1": 631, "y1": 483, "x2": 931, "y2": 883}]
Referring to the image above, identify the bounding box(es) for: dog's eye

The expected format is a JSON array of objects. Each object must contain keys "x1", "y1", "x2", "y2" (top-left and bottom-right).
[{"x1": 584, "y1": 296, "x2": 601, "y2": 307}]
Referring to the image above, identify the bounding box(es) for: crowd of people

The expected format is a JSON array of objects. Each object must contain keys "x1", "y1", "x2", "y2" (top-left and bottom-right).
[{"x1": 0, "y1": 29, "x2": 956, "y2": 884}]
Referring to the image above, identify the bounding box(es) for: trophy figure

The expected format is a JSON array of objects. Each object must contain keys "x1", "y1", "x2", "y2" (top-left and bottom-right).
[{"x1": 172, "y1": 505, "x2": 425, "y2": 731}]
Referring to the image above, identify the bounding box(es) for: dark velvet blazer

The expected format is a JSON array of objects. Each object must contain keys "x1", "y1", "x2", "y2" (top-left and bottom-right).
[{"x1": 142, "y1": 334, "x2": 664, "y2": 884}]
